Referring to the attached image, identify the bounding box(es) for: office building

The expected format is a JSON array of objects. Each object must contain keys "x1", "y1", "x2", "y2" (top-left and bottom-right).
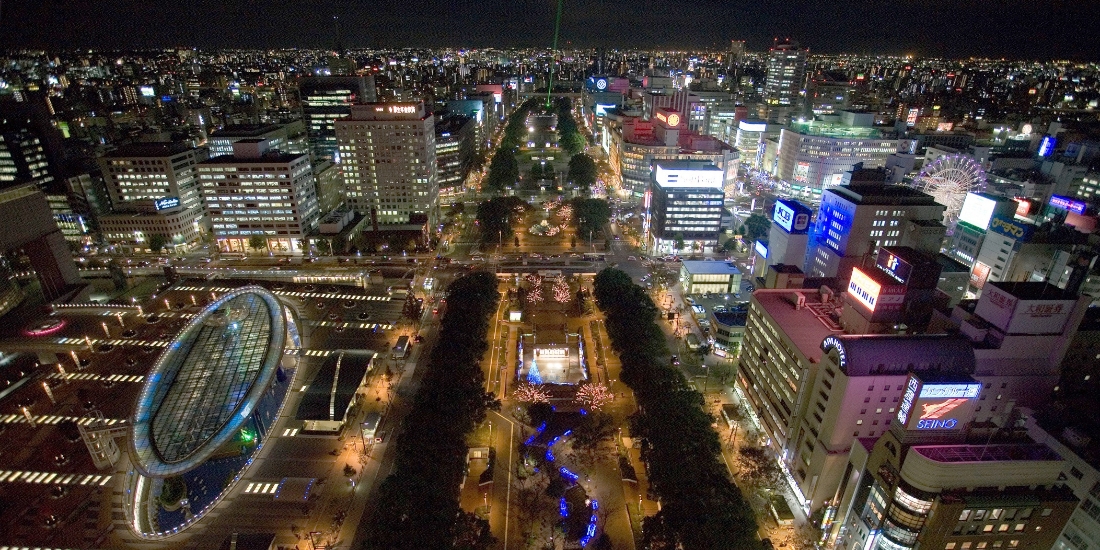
[
  {"x1": 435, "y1": 114, "x2": 476, "y2": 196},
  {"x1": 771, "y1": 115, "x2": 910, "y2": 200},
  {"x1": 0, "y1": 184, "x2": 82, "y2": 302},
  {"x1": 299, "y1": 75, "x2": 377, "y2": 160},
  {"x1": 809, "y1": 180, "x2": 946, "y2": 278},
  {"x1": 735, "y1": 119, "x2": 774, "y2": 169},
  {"x1": 336, "y1": 102, "x2": 439, "y2": 231},
  {"x1": 710, "y1": 304, "x2": 749, "y2": 358},
  {"x1": 207, "y1": 122, "x2": 307, "y2": 158},
  {"x1": 0, "y1": 127, "x2": 52, "y2": 188},
  {"x1": 97, "y1": 142, "x2": 208, "y2": 252},
  {"x1": 972, "y1": 218, "x2": 1087, "y2": 288},
  {"x1": 199, "y1": 139, "x2": 320, "y2": 254},
  {"x1": 946, "y1": 192, "x2": 1021, "y2": 267},
  {"x1": 763, "y1": 40, "x2": 808, "y2": 123},
  {"x1": 765, "y1": 198, "x2": 813, "y2": 277},
  {"x1": 643, "y1": 160, "x2": 724, "y2": 255},
  {"x1": 312, "y1": 159, "x2": 344, "y2": 214}
]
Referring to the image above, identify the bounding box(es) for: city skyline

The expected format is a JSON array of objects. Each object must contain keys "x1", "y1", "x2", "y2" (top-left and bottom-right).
[{"x1": 3, "y1": 0, "x2": 1100, "y2": 60}]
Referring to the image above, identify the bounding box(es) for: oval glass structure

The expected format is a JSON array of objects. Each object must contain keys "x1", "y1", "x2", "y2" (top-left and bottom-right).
[{"x1": 129, "y1": 286, "x2": 287, "y2": 478}]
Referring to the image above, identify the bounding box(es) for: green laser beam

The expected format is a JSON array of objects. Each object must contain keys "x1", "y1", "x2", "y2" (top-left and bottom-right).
[{"x1": 547, "y1": 0, "x2": 564, "y2": 109}]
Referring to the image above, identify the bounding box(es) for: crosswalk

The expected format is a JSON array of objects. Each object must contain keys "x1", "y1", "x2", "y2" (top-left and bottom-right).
[
  {"x1": 53, "y1": 336, "x2": 170, "y2": 348},
  {"x1": 0, "y1": 470, "x2": 113, "y2": 487},
  {"x1": 173, "y1": 285, "x2": 392, "y2": 303},
  {"x1": 281, "y1": 428, "x2": 300, "y2": 437},
  {"x1": 242, "y1": 481, "x2": 281, "y2": 495},
  {"x1": 48, "y1": 372, "x2": 144, "y2": 383},
  {"x1": 309, "y1": 320, "x2": 393, "y2": 330},
  {"x1": 301, "y1": 350, "x2": 333, "y2": 357},
  {"x1": 0, "y1": 414, "x2": 125, "y2": 426}
]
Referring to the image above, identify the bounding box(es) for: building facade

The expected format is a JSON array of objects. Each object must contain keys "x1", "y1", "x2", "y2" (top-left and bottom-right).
[
  {"x1": 199, "y1": 139, "x2": 320, "y2": 254},
  {"x1": 299, "y1": 75, "x2": 377, "y2": 161},
  {"x1": 644, "y1": 161, "x2": 725, "y2": 255},
  {"x1": 336, "y1": 102, "x2": 439, "y2": 231},
  {"x1": 97, "y1": 142, "x2": 208, "y2": 252}
]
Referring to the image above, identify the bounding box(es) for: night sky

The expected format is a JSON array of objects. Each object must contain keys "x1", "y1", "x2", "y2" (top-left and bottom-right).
[{"x1": 3, "y1": 0, "x2": 1098, "y2": 60}]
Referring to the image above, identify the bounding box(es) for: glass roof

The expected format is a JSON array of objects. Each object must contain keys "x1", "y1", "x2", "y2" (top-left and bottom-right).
[{"x1": 130, "y1": 286, "x2": 287, "y2": 477}]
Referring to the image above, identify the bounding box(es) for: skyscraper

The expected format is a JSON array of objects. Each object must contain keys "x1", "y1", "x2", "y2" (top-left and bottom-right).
[
  {"x1": 199, "y1": 139, "x2": 320, "y2": 254},
  {"x1": 299, "y1": 75, "x2": 377, "y2": 161},
  {"x1": 336, "y1": 102, "x2": 439, "y2": 231},
  {"x1": 763, "y1": 40, "x2": 808, "y2": 122}
]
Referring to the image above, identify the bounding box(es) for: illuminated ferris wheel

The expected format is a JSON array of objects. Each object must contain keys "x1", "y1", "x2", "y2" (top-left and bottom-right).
[{"x1": 911, "y1": 154, "x2": 987, "y2": 226}]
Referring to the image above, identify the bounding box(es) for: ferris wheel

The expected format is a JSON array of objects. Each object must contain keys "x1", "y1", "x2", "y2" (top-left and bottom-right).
[{"x1": 911, "y1": 154, "x2": 987, "y2": 226}]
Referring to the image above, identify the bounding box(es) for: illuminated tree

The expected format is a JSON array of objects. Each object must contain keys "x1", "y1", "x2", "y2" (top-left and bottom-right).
[
  {"x1": 526, "y1": 276, "x2": 544, "y2": 304},
  {"x1": 553, "y1": 277, "x2": 570, "y2": 303},
  {"x1": 574, "y1": 383, "x2": 613, "y2": 411},
  {"x1": 513, "y1": 383, "x2": 551, "y2": 404}
]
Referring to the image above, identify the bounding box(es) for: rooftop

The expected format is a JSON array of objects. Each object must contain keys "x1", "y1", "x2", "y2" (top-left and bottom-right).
[
  {"x1": 987, "y1": 281, "x2": 1078, "y2": 301},
  {"x1": 824, "y1": 334, "x2": 975, "y2": 377},
  {"x1": 296, "y1": 351, "x2": 374, "y2": 421},
  {"x1": 129, "y1": 286, "x2": 288, "y2": 478},
  {"x1": 203, "y1": 152, "x2": 306, "y2": 164},
  {"x1": 752, "y1": 289, "x2": 843, "y2": 363},
  {"x1": 106, "y1": 142, "x2": 193, "y2": 158},
  {"x1": 828, "y1": 183, "x2": 942, "y2": 206},
  {"x1": 911, "y1": 444, "x2": 1062, "y2": 464},
  {"x1": 787, "y1": 120, "x2": 883, "y2": 139},
  {"x1": 209, "y1": 124, "x2": 283, "y2": 138},
  {"x1": 681, "y1": 260, "x2": 741, "y2": 275}
]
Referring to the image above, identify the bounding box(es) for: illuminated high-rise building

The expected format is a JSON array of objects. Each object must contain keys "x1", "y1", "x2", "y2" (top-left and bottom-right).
[
  {"x1": 199, "y1": 139, "x2": 320, "y2": 254},
  {"x1": 336, "y1": 102, "x2": 439, "y2": 230},
  {"x1": 299, "y1": 75, "x2": 377, "y2": 161},
  {"x1": 97, "y1": 142, "x2": 209, "y2": 252},
  {"x1": 763, "y1": 40, "x2": 808, "y2": 123}
]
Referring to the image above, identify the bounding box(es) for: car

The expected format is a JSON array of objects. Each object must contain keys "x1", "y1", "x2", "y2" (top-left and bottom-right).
[
  {"x1": 328, "y1": 312, "x2": 340, "y2": 320},
  {"x1": 315, "y1": 302, "x2": 325, "y2": 309},
  {"x1": 670, "y1": 355, "x2": 680, "y2": 366},
  {"x1": 343, "y1": 300, "x2": 357, "y2": 309},
  {"x1": 357, "y1": 312, "x2": 371, "y2": 320}
]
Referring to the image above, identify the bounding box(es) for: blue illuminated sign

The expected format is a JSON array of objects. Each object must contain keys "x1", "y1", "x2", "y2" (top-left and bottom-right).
[
  {"x1": 772, "y1": 199, "x2": 811, "y2": 234},
  {"x1": 594, "y1": 104, "x2": 616, "y2": 117},
  {"x1": 1049, "y1": 194, "x2": 1086, "y2": 215},
  {"x1": 154, "y1": 197, "x2": 181, "y2": 211},
  {"x1": 988, "y1": 215, "x2": 1033, "y2": 241},
  {"x1": 1038, "y1": 135, "x2": 1056, "y2": 157},
  {"x1": 755, "y1": 240, "x2": 768, "y2": 259}
]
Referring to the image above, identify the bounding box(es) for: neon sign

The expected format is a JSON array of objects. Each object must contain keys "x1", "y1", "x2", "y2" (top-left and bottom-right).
[
  {"x1": 897, "y1": 376, "x2": 921, "y2": 425},
  {"x1": 875, "y1": 251, "x2": 912, "y2": 284},
  {"x1": 154, "y1": 197, "x2": 181, "y2": 211},
  {"x1": 919, "y1": 384, "x2": 981, "y2": 399},
  {"x1": 667, "y1": 114, "x2": 680, "y2": 127},
  {"x1": 1049, "y1": 194, "x2": 1086, "y2": 215},
  {"x1": 848, "y1": 268, "x2": 882, "y2": 312},
  {"x1": 772, "y1": 199, "x2": 809, "y2": 234},
  {"x1": 387, "y1": 105, "x2": 417, "y2": 114},
  {"x1": 988, "y1": 215, "x2": 1032, "y2": 240},
  {"x1": 821, "y1": 336, "x2": 847, "y2": 368}
]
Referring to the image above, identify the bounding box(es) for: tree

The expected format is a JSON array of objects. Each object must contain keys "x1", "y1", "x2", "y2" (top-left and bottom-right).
[
  {"x1": 567, "y1": 153, "x2": 598, "y2": 191},
  {"x1": 720, "y1": 239, "x2": 739, "y2": 253},
  {"x1": 485, "y1": 148, "x2": 519, "y2": 192},
  {"x1": 314, "y1": 237, "x2": 331, "y2": 256},
  {"x1": 744, "y1": 214, "x2": 772, "y2": 244},
  {"x1": 147, "y1": 234, "x2": 168, "y2": 253},
  {"x1": 570, "y1": 236, "x2": 577, "y2": 249},
  {"x1": 673, "y1": 233, "x2": 686, "y2": 252},
  {"x1": 343, "y1": 464, "x2": 356, "y2": 478},
  {"x1": 570, "y1": 198, "x2": 611, "y2": 241},
  {"x1": 248, "y1": 235, "x2": 267, "y2": 254},
  {"x1": 475, "y1": 196, "x2": 527, "y2": 244},
  {"x1": 738, "y1": 446, "x2": 783, "y2": 494},
  {"x1": 514, "y1": 235, "x2": 520, "y2": 248}
]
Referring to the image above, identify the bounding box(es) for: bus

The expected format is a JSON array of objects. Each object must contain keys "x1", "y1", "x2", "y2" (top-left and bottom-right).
[{"x1": 392, "y1": 335, "x2": 411, "y2": 359}]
